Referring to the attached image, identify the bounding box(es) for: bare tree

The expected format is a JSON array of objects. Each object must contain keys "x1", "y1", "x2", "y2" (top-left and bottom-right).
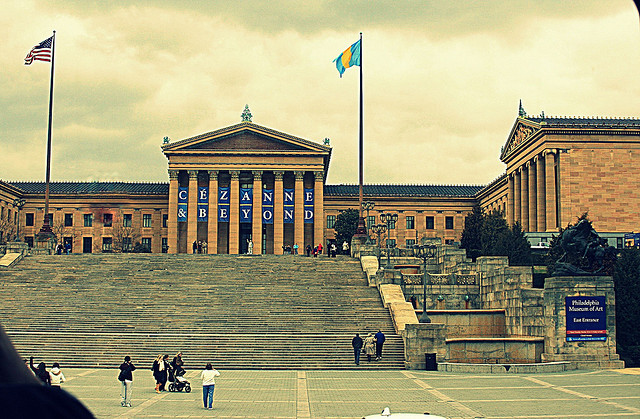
[
  {"x1": 0, "y1": 218, "x2": 17, "y2": 244},
  {"x1": 111, "y1": 224, "x2": 140, "y2": 253}
]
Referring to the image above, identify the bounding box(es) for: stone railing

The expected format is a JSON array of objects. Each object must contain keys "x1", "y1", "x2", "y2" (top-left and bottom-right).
[{"x1": 401, "y1": 272, "x2": 478, "y2": 286}]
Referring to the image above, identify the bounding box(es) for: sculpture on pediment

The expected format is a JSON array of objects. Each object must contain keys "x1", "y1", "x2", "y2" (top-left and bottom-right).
[
  {"x1": 506, "y1": 125, "x2": 534, "y2": 154},
  {"x1": 241, "y1": 105, "x2": 253, "y2": 123}
]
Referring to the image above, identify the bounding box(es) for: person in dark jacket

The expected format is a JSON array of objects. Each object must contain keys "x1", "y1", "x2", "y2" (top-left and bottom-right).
[
  {"x1": 374, "y1": 330, "x2": 386, "y2": 361},
  {"x1": 351, "y1": 333, "x2": 363, "y2": 365},
  {"x1": 30, "y1": 356, "x2": 50, "y2": 386},
  {"x1": 118, "y1": 355, "x2": 136, "y2": 407},
  {"x1": 152, "y1": 354, "x2": 170, "y2": 392}
]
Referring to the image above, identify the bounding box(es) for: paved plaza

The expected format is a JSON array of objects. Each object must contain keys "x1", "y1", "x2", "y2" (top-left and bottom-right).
[{"x1": 57, "y1": 367, "x2": 640, "y2": 418}]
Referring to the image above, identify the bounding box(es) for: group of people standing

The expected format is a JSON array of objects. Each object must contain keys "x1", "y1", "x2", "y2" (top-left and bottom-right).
[
  {"x1": 192, "y1": 240, "x2": 208, "y2": 254},
  {"x1": 54, "y1": 242, "x2": 71, "y2": 255},
  {"x1": 28, "y1": 356, "x2": 66, "y2": 388},
  {"x1": 351, "y1": 330, "x2": 386, "y2": 365},
  {"x1": 117, "y1": 353, "x2": 221, "y2": 410}
]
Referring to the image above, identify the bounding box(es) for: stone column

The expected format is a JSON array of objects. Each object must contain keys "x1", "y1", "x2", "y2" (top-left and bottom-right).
[
  {"x1": 545, "y1": 151, "x2": 557, "y2": 231},
  {"x1": 521, "y1": 165, "x2": 529, "y2": 231},
  {"x1": 187, "y1": 170, "x2": 198, "y2": 252},
  {"x1": 207, "y1": 170, "x2": 218, "y2": 254},
  {"x1": 252, "y1": 170, "x2": 263, "y2": 255},
  {"x1": 229, "y1": 170, "x2": 240, "y2": 254},
  {"x1": 514, "y1": 169, "x2": 521, "y2": 225},
  {"x1": 294, "y1": 171, "x2": 305, "y2": 250},
  {"x1": 528, "y1": 160, "x2": 537, "y2": 232},
  {"x1": 167, "y1": 170, "x2": 179, "y2": 254},
  {"x1": 313, "y1": 171, "x2": 324, "y2": 249},
  {"x1": 274, "y1": 171, "x2": 284, "y2": 254},
  {"x1": 507, "y1": 173, "x2": 515, "y2": 226},
  {"x1": 536, "y1": 155, "x2": 546, "y2": 232}
]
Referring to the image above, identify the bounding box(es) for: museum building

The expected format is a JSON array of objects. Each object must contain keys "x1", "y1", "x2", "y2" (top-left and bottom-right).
[{"x1": 1, "y1": 108, "x2": 640, "y2": 254}]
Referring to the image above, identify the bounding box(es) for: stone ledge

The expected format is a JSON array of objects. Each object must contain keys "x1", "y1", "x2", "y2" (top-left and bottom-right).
[
  {"x1": 438, "y1": 361, "x2": 574, "y2": 374},
  {"x1": 0, "y1": 253, "x2": 23, "y2": 269}
]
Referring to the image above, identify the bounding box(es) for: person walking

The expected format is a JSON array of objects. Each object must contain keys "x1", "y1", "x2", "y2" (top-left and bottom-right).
[
  {"x1": 293, "y1": 243, "x2": 299, "y2": 255},
  {"x1": 374, "y1": 330, "x2": 386, "y2": 361},
  {"x1": 200, "y1": 363, "x2": 220, "y2": 410},
  {"x1": 351, "y1": 333, "x2": 363, "y2": 365},
  {"x1": 49, "y1": 362, "x2": 65, "y2": 389},
  {"x1": 29, "y1": 356, "x2": 50, "y2": 385},
  {"x1": 192, "y1": 241, "x2": 197, "y2": 254},
  {"x1": 171, "y1": 352, "x2": 185, "y2": 377},
  {"x1": 364, "y1": 333, "x2": 376, "y2": 362},
  {"x1": 118, "y1": 355, "x2": 136, "y2": 408}
]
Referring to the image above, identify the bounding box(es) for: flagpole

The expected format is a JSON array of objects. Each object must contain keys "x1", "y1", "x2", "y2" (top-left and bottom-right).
[
  {"x1": 38, "y1": 30, "x2": 55, "y2": 236},
  {"x1": 354, "y1": 32, "x2": 367, "y2": 238}
]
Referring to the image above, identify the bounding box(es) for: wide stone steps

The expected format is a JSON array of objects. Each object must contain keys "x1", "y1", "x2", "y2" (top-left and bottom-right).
[{"x1": 1, "y1": 254, "x2": 405, "y2": 369}]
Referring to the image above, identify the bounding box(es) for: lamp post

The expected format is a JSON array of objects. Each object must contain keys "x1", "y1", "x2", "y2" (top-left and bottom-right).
[
  {"x1": 379, "y1": 212, "x2": 398, "y2": 269},
  {"x1": 13, "y1": 198, "x2": 26, "y2": 242},
  {"x1": 371, "y1": 223, "x2": 387, "y2": 267},
  {"x1": 362, "y1": 201, "x2": 375, "y2": 244},
  {"x1": 414, "y1": 244, "x2": 438, "y2": 323}
]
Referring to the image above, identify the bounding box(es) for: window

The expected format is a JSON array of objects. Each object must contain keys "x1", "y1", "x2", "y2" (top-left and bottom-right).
[
  {"x1": 406, "y1": 239, "x2": 416, "y2": 247},
  {"x1": 25, "y1": 236, "x2": 34, "y2": 247},
  {"x1": 103, "y1": 213, "x2": 113, "y2": 227},
  {"x1": 64, "y1": 213, "x2": 73, "y2": 227},
  {"x1": 123, "y1": 214, "x2": 132, "y2": 227},
  {"x1": 367, "y1": 215, "x2": 375, "y2": 229},
  {"x1": 426, "y1": 216, "x2": 434, "y2": 230},
  {"x1": 162, "y1": 214, "x2": 168, "y2": 228},
  {"x1": 25, "y1": 213, "x2": 34, "y2": 226},
  {"x1": 83, "y1": 214, "x2": 93, "y2": 227},
  {"x1": 102, "y1": 237, "x2": 112, "y2": 252},
  {"x1": 143, "y1": 214, "x2": 152, "y2": 228},
  {"x1": 389, "y1": 219, "x2": 396, "y2": 229},
  {"x1": 386, "y1": 238, "x2": 396, "y2": 247},
  {"x1": 406, "y1": 216, "x2": 415, "y2": 230},
  {"x1": 123, "y1": 237, "x2": 132, "y2": 252},
  {"x1": 327, "y1": 215, "x2": 336, "y2": 229},
  {"x1": 162, "y1": 237, "x2": 168, "y2": 253},
  {"x1": 445, "y1": 216, "x2": 454, "y2": 230},
  {"x1": 141, "y1": 238, "x2": 151, "y2": 251}
]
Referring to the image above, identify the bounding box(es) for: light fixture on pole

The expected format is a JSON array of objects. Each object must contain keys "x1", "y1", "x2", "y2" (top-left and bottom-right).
[
  {"x1": 362, "y1": 201, "x2": 375, "y2": 244},
  {"x1": 413, "y1": 244, "x2": 438, "y2": 323},
  {"x1": 379, "y1": 212, "x2": 398, "y2": 269},
  {"x1": 371, "y1": 223, "x2": 387, "y2": 267},
  {"x1": 13, "y1": 198, "x2": 26, "y2": 241}
]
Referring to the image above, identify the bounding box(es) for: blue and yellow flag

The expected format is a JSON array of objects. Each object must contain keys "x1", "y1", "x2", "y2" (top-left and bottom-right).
[{"x1": 333, "y1": 39, "x2": 361, "y2": 77}]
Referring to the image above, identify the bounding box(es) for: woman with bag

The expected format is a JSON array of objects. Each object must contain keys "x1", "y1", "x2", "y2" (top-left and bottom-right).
[
  {"x1": 118, "y1": 355, "x2": 136, "y2": 407},
  {"x1": 152, "y1": 354, "x2": 170, "y2": 393}
]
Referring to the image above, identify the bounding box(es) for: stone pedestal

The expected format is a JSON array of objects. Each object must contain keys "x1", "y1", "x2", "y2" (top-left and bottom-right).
[
  {"x1": 6, "y1": 242, "x2": 29, "y2": 255},
  {"x1": 402, "y1": 323, "x2": 446, "y2": 369},
  {"x1": 542, "y1": 276, "x2": 624, "y2": 369}
]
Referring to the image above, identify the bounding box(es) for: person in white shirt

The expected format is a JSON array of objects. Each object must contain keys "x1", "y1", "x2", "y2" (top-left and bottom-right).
[
  {"x1": 200, "y1": 363, "x2": 220, "y2": 409},
  {"x1": 49, "y1": 363, "x2": 65, "y2": 388}
]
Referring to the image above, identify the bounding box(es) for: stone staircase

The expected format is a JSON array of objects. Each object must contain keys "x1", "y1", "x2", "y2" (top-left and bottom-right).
[{"x1": 0, "y1": 254, "x2": 404, "y2": 369}]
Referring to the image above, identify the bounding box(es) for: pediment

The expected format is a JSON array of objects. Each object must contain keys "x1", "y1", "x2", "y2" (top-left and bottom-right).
[
  {"x1": 500, "y1": 119, "x2": 540, "y2": 160},
  {"x1": 162, "y1": 122, "x2": 330, "y2": 154}
]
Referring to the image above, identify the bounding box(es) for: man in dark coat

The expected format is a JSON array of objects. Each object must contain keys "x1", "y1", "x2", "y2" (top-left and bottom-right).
[
  {"x1": 351, "y1": 333, "x2": 363, "y2": 365},
  {"x1": 374, "y1": 330, "x2": 386, "y2": 361}
]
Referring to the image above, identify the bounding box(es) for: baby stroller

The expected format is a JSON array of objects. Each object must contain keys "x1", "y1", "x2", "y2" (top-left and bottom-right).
[{"x1": 167, "y1": 367, "x2": 191, "y2": 392}]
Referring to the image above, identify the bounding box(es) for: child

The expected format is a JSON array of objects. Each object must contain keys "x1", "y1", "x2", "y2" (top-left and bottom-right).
[{"x1": 50, "y1": 362, "x2": 66, "y2": 388}]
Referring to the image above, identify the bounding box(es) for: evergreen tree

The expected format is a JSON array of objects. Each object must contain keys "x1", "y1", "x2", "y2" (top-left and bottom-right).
[
  {"x1": 460, "y1": 204, "x2": 483, "y2": 261},
  {"x1": 505, "y1": 221, "x2": 532, "y2": 266},
  {"x1": 333, "y1": 209, "x2": 359, "y2": 248},
  {"x1": 613, "y1": 249, "x2": 640, "y2": 367}
]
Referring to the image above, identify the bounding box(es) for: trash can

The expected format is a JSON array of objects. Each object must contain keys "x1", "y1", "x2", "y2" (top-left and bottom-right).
[{"x1": 425, "y1": 353, "x2": 437, "y2": 371}]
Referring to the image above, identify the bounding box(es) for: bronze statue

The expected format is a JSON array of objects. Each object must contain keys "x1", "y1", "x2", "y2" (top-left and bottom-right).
[{"x1": 553, "y1": 219, "x2": 617, "y2": 276}]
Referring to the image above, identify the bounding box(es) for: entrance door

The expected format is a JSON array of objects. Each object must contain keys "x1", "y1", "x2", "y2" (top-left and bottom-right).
[
  {"x1": 239, "y1": 223, "x2": 252, "y2": 254},
  {"x1": 82, "y1": 237, "x2": 92, "y2": 253}
]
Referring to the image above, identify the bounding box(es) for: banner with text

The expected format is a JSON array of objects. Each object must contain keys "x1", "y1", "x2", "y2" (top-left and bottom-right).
[
  {"x1": 304, "y1": 188, "x2": 314, "y2": 224},
  {"x1": 178, "y1": 187, "x2": 188, "y2": 222},
  {"x1": 240, "y1": 187, "x2": 253, "y2": 223},
  {"x1": 198, "y1": 186, "x2": 209, "y2": 222},
  {"x1": 262, "y1": 189, "x2": 274, "y2": 224},
  {"x1": 218, "y1": 187, "x2": 230, "y2": 222},
  {"x1": 566, "y1": 296, "x2": 607, "y2": 341},
  {"x1": 283, "y1": 188, "x2": 294, "y2": 223}
]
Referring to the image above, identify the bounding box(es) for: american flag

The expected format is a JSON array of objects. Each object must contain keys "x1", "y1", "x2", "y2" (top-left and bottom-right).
[{"x1": 24, "y1": 36, "x2": 53, "y2": 65}]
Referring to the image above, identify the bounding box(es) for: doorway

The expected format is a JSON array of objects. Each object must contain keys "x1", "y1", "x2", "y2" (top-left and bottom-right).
[
  {"x1": 82, "y1": 237, "x2": 92, "y2": 253},
  {"x1": 239, "y1": 223, "x2": 252, "y2": 254}
]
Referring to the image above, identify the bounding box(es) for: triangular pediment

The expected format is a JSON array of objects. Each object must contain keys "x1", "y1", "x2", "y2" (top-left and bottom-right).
[
  {"x1": 162, "y1": 122, "x2": 330, "y2": 154},
  {"x1": 500, "y1": 118, "x2": 541, "y2": 160}
]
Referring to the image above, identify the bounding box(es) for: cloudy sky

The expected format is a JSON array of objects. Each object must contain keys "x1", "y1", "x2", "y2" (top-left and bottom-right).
[{"x1": 2, "y1": 1, "x2": 639, "y2": 187}]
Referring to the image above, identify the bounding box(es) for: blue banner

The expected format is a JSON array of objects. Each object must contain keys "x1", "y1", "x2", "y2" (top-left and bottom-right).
[
  {"x1": 178, "y1": 187, "x2": 188, "y2": 222},
  {"x1": 284, "y1": 188, "x2": 294, "y2": 224},
  {"x1": 566, "y1": 296, "x2": 607, "y2": 341},
  {"x1": 304, "y1": 188, "x2": 314, "y2": 224},
  {"x1": 239, "y1": 187, "x2": 253, "y2": 223},
  {"x1": 198, "y1": 187, "x2": 208, "y2": 221},
  {"x1": 262, "y1": 189, "x2": 273, "y2": 224},
  {"x1": 218, "y1": 187, "x2": 229, "y2": 222}
]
